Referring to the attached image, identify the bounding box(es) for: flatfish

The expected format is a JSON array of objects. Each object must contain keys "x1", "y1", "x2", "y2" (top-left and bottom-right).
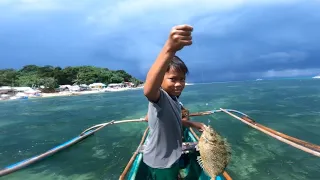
[{"x1": 196, "y1": 125, "x2": 231, "y2": 179}]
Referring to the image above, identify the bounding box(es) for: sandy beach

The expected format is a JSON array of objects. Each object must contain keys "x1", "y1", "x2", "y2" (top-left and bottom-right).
[
  {"x1": 34, "y1": 86, "x2": 144, "y2": 98},
  {"x1": 0, "y1": 86, "x2": 144, "y2": 101}
]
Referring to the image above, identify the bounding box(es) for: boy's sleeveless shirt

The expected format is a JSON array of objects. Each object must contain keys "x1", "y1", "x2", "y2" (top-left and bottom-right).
[{"x1": 143, "y1": 89, "x2": 182, "y2": 168}]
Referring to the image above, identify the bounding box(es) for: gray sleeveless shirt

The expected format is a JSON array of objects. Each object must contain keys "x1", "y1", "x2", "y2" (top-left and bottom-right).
[{"x1": 143, "y1": 89, "x2": 182, "y2": 168}]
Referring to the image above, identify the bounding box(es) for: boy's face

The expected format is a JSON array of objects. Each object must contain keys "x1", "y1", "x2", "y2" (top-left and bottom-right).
[{"x1": 161, "y1": 68, "x2": 186, "y2": 96}]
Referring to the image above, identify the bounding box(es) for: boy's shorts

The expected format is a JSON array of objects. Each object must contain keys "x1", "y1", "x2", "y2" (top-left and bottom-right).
[{"x1": 147, "y1": 162, "x2": 180, "y2": 180}]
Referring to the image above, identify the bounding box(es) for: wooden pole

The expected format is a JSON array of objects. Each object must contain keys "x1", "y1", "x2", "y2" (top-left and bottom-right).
[
  {"x1": 189, "y1": 111, "x2": 213, "y2": 117},
  {"x1": 119, "y1": 127, "x2": 149, "y2": 180},
  {"x1": 220, "y1": 108, "x2": 320, "y2": 157},
  {"x1": 241, "y1": 116, "x2": 320, "y2": 152}
]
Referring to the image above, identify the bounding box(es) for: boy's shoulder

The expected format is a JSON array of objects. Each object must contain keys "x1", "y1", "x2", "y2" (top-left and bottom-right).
[
  {"x1": 148, "y1": 88, "x2": 179, "y2": 111},
  {"x1": 159, "y1": 88, "x2": 180, "y2": 103},
  {"x1": 158, "y1": 88, "x2": 172, "y2": 101}
]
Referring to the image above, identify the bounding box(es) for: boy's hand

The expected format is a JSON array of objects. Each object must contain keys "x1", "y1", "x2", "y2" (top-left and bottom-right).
[{"x1": 166, "y1": 24, "x2": 193, "y2": 52}]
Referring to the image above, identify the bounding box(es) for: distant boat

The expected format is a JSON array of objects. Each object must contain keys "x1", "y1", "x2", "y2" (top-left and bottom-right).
[
  {"x1": 255, "y1": 78, "x2": 263, "y2": 81},
  {"x1": 312, "y1": 75, "x2": 320, "y2": 79}
]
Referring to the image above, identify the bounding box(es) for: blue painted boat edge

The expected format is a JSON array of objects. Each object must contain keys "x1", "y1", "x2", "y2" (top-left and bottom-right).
[
  {"x1": 127, "y1": 153, "x2": 143, "y2": 180},
  {"x1": 188, "y1": 130, "x2": 198, "y2": 142},
  {"x1": 127, "y1": 133, "x2": 150, "y2": 180}
]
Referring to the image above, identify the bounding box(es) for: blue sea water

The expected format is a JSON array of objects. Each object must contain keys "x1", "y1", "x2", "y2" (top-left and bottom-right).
[{"x1": 0, "y1": 79, "x2": 320, "y2": 180}]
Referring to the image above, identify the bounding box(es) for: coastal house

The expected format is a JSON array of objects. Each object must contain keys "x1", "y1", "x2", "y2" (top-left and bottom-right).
[
  {"x1": 79, "y1": 84, "x2": 90, "y2": 91},
  {"x1": 69, "y1": 85, "x2": 81, "y2": 92},
  {"x1": 0, "y1": 86, "x2": 12, "y2": 94},
  {"x1": 107, "y1": 83, "x2": 125, "y2": 89},
  {"x1": 59, "y1": 85, "x2": 83, "y2": 92},
  {"x1": 59, "y1": 85, "x2": 72, "y2": 91},
  {"x1": 10, "y1": 87, "x2": 40, "y2": 96},
  {"x1": 123, "y1": 82, "x2": 134, "y2": 87},
  {"x1": 107, "y1": 82, "x2": 135, "y2": 89},
  {"x1": 13, "y1": 87, "x2": 38, "y2": 93},
  {"x1": 89, "y1": 83, "x2": 106, "y2": 90},
  {"x1": 17, "y1": 87, "x2": 41, "y2": 96},
  {"x1": 0, "y1": 86, "x2": 40, "y2": 100}
]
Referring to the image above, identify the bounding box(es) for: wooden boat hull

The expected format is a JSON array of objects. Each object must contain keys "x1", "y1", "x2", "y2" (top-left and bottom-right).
[{"x1": 126, "y1": 128, "x2": 226, "y2": 180}]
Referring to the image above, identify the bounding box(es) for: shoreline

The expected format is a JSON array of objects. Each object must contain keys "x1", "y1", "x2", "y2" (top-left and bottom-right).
[
  {"x1": 1, "y1": 86, "x2": 144, "y2": 101},
  {"x1": 39, "y1": 86, "x2": 144, "y2": 98}
]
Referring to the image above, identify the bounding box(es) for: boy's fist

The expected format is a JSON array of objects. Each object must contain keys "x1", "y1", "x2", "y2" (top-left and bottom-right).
[{"x1": 166, "y1": 24, "x2": 193, "y2": 52}]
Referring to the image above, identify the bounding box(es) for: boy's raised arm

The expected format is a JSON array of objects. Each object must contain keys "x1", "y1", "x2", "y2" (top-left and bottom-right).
[
  {"x1": 143, "y1": 25, "x2": 193, "y2": 102},
  {"x1": 143, "y1": 46, "x2": 175, "y2": 102}
]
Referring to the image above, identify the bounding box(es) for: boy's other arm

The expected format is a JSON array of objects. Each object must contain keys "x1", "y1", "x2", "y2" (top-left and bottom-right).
[
  {"x1": 182, "y1": 119, "x2": 205, "y2": 132},
  {"x1": 181, "y1": 106, "x2": 205, "y2": 132},
  {"x1": 181, "y1": 105, "x2": 190, "y2": 126},
  {"x1": 182, "y1": 119, "x2": 192, "y2": 127}
]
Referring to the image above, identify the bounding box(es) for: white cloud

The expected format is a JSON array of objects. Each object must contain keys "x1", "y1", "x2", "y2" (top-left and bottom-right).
[
  {"x1": 204, "y1": 68, "x2": 320, "y2": 81},
  {"x1": 86, "y1": 0, "x2": 301, "y2": 29},
  {"x1": 262, "y1": 68, "x2": 320, "y2": 78},
  {"x1": 0, "y1": 0, "x2": 103, "y2": 13},
  {"x1": 258, "y1": 51, "x2": 308, "y2": 63},
  {"x1": 82, "y1": 0, "x2": 306, "y2": 75},
  {"x1": 1, "y1": 0, "x2": 318, "y2": 81},
  {"x1": 0, "y1": 0, "x2": 63, "y2": 11}
]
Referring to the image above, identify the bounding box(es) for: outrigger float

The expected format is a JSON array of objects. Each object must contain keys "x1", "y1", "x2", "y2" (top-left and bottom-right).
[{"x1": 0, "y1": 108, "x2": 319, "y2": 179}]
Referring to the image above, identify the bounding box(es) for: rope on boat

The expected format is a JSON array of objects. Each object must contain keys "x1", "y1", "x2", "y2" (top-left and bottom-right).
[
  {"x1": 0, "y1": 119, "x2": 147, "y2": 177},
  {"x1": 220, "y1": 108, "x2": 320, "y2": 157},
  {"x1": 189, "y1": 128, "x2": 233, "y2": 180},
  {"x1": 119, "y1": 127, "x2": 149, "y2": 180}
]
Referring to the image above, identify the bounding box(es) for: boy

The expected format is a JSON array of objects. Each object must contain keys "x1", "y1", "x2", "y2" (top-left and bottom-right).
[{"x1": 143, "y1": 24, "x2": 205, "y2": 179}]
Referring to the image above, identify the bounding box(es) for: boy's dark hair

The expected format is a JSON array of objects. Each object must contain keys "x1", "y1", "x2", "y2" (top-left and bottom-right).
[{"x1": 167, "y1": 55, "x2": 189, "y2": 75}]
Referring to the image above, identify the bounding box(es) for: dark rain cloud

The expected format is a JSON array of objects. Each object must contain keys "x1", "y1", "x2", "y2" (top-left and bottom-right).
[{"x1": 0, "y1": 0, "x2": 320, "y2": 82}]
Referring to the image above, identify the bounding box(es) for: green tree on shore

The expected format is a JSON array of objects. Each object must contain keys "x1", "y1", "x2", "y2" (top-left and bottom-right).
[{"x1": 0, "y1": 65, "x2": 143, "y2": 91}]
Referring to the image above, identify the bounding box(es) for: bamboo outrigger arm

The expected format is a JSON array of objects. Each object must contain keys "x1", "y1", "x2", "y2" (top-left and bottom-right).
[
  {"x1": 189, "y1": 108, "x2": 320, "y2": 157},
  {"x1": 219, "y1": 108, "x2": 320, "y2": 157},
  {"x1": 0, "y1": 119, "x2": 146, "y2": 177}
]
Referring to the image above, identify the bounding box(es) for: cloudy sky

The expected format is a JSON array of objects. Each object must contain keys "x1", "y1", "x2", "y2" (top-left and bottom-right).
[{"x1": 1, "y1": 0, "x2": 320, "y2": 82}]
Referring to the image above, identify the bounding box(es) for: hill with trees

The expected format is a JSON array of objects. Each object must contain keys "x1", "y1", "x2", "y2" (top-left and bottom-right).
[{"x1": 0, "y1": 65, "x2": 143, "y2": 90}]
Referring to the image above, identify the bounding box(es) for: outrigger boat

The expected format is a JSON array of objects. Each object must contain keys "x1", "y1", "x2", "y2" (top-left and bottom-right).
[
  {"x1": 0, "y1": 108, "x2": 319, "y2": 179},
  {"x1": 121, "y1": 127, "x2": 231, "y2": 180}
]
